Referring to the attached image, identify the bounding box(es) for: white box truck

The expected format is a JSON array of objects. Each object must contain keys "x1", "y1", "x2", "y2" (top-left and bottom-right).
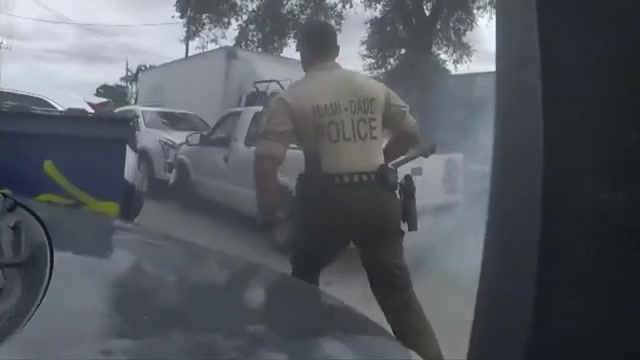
[{"x1": 136, "y1": 46, "x2": 305, "y2": 125}]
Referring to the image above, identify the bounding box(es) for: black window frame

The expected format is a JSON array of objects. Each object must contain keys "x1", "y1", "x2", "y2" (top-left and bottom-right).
[
  {"x1": 207, "y1": 111, "x2": 242, "y2": 143},
  {"x1": 244, "y1": 111, "x2": 300, "y2": 149},
  {"x1": 141, "y1": 109, "x2": 210, "y2": 133},
  {"x1": 115, "y1": 109, "x2": 141, "y2": 131},
  {"x1": 244, "y1": 111, "x2": 264, "y2": 147}
]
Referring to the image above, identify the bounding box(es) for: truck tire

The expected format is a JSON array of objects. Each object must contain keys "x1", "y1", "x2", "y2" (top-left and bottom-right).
[
  {"x1": 139, "y1": 155, "x2": 161, "y2": 198},
  {"x1": 172, "y1": 164, "x2": 197, "y2": 208},
  {"x1": 129, "y1": 192, "x2": 144, "y2": 221},
  {"x1": 119, "y1": 181, "x2": 144, "y2": 222}
]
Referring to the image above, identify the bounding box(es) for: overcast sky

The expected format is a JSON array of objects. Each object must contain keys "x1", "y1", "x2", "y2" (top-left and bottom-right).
[{"x1": 0, "y1": 0, "x2": 495, "y2": 108}]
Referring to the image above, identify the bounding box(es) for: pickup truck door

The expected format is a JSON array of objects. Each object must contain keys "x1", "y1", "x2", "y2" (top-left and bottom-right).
[
  {"x1": 225, "y1": 110, "x2": 305, "y2": 217},
  {"x1": 191, "y1": 110, "x2": 242, "y2": 205},
  {"x1": 223, "y1": 110, "x2": 263, "y2": 216}
]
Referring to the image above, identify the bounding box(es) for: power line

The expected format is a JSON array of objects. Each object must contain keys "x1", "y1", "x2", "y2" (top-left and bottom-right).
[
  {"x1": 30, "y1": 0, "x2": 75, "y2": 24},
  {"x1": 29, "y1": 0, "x2": 109, "y2": 42},
  {"x1": 0, "y1": 11, "x2": 182, "y2": 27},
  {"x1": 23, "y1": 0, "x2": 158, "y2": 103}
]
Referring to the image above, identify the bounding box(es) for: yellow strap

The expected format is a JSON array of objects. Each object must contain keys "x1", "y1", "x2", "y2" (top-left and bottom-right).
[
  {"x1": 43, "y1": 160, "x2": 120, "y2": 217},
  {"x1": 1, "y1": 161, "x2": 121, "y2": 217},
  {"x1": 35, "y1": 193, "x2": 76, "y2": 205}
]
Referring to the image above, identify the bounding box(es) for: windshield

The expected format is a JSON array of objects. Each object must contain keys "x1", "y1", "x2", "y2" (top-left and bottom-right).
[{"x1": 142, "y1": 110, "x2": 210, "y2": 132}]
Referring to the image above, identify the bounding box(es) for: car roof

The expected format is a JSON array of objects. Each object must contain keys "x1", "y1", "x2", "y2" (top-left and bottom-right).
[{"x1": 0, "y1": 88, "x2": 65, "y2": 110}]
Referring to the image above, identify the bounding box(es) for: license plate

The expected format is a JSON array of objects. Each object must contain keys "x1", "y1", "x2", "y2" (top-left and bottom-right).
[{"x1": 410, "y1": 167, "x2": 423, "y2": 176}]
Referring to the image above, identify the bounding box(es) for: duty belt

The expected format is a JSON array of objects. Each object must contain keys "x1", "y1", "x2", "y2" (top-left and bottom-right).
[
  {"x1": 297, "y1": 165, "x2": 396, "y2": 189},
  {"x1": 322, "y1": 172, "x2": 378, "y2": 185}
]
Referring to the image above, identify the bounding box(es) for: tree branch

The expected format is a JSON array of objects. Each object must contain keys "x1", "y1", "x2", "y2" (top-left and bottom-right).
[{"x1": 391, "y1": 1, "x2": 416, "y2": 37}]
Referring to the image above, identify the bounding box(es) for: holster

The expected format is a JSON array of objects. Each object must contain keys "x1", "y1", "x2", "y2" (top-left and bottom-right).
[
  {"x1": 375, "y1": 165, "x2": 418, "y2": 231},
  {"x1": 375, "y1": 164, "x2": 399, "y2": 191},
  {"x1": 399, "y1": 174, "x2": 418, "y2": 232}
]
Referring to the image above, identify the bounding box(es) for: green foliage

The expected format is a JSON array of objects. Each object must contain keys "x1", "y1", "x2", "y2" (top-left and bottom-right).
[
  {"x1": 173, "y1": 0, "x2": 494, "y2": 96},
  {"x1": 94, "y1": 84, "x2": 129, "y2": 108},
  {"x1": 174, "y1": 0, "x2": 494, "y2": 79},
  {"x1": 174, "y1": 0, "x2": 351, "y2": 54},
  {"x1": 354, "y1": 0, "x2": 495, "y2": 75}
]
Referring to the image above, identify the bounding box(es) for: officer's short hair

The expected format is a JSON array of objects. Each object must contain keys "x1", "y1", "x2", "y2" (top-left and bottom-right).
[{"x1": 297, "y1": 19, "x2": 338, "y2": 56}]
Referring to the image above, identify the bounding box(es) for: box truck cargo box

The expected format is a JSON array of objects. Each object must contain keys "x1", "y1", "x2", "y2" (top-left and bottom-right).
[{"x1": 136, "y1": 47, "x2": 304, "y2": 125}]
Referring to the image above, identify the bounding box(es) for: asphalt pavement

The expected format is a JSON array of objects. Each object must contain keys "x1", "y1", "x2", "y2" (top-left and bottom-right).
[{"x1": 136, "y1": 188, "x2": 489, "y2": 360}]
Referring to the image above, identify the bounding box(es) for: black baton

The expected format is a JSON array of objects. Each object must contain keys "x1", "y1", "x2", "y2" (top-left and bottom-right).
[{"x1": 389, "y1": 144, "x2": 437, "y2": 169}]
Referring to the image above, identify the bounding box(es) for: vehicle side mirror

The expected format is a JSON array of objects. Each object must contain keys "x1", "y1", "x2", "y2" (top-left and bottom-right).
[{"x1": 185, "y1": 132, "x2": 202, "y2": 146}]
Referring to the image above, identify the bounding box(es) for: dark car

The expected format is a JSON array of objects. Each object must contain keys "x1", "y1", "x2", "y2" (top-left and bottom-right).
[
  {"x1": 0, "y1": 88, "x2": 65, "y2": 112},
  {"x1": 0, "y1": 195, "x2": 413, "y2": 359}
]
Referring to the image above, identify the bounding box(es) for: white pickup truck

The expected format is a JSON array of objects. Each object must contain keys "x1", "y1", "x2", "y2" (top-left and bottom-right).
[{"x1": 169, "y1": 106, "x2": 463, "y2": 236}]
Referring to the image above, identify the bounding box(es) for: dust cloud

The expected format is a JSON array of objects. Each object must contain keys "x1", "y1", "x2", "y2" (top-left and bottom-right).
[
  {"x1": 412, "y1": 71, "x2": 495, "y2": 288},
  {"x1": 403, "y1": 71, "x2": 496, "y2": 357}
]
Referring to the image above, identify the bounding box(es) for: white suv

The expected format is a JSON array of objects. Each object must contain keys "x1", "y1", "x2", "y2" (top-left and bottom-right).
[{"x1": 114, "y1": 106, "x2": 211, "y2": 196}]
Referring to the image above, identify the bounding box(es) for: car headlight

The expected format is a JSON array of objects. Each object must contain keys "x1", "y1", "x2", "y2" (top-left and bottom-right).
[{"x1": 157, "y1": 137, "x2": 178, "y2": 161}]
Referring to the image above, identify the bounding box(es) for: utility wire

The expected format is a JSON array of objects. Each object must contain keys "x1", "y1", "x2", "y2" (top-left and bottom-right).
[
  {"x1": 24, "y1": 0, "x2": 167, "y2": 101},
  {"x1": 30, "y1": 0, "x2": 76, "y2": 24},
  {"x1": 0, "y1": 11, "x2": 182, "y2": 27},
  {"x1": 29, "y1": 0, "x2": 109, "y2": 42}
]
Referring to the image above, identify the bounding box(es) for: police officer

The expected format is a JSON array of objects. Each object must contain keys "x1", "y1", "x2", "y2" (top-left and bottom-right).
[{"x1": 253, "y1": 19, "x2": 444, "y2": 360}]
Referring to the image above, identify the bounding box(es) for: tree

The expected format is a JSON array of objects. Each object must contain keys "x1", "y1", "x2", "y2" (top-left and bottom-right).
[
  {"x1": 347, "y1": 0, "x2": 494, "y2": 138},
  {"x1": 174, "y1": 0, "x2": 494, "y2": 137},
  {"x1": 359, "y1": 0, "x2": 495, "y2": 76},
  {"x1": 94, "y1": 84, "x2": 129, "y2": 108},
  {"x1": 174, "y1": 0, "x2": 351, "y2": 55}
]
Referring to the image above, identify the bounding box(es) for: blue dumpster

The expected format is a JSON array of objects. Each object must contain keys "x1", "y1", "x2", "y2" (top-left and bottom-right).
[{"x1": 0, "y1": 109, "x2": 132, "y2": 218}]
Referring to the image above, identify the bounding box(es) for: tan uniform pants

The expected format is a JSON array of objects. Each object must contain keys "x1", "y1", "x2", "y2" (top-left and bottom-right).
[{"x1": 289, "y1": 183, "x2": 444, "y2": 360}]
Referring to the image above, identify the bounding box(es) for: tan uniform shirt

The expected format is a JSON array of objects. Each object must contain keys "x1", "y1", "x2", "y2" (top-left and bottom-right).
[{"x1": 256, "y1": 61, "x2": 419, "y2": 173}]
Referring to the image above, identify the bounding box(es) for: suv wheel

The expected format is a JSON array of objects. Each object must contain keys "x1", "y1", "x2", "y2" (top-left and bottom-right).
[
  {"x1": 172, "y1": 164, "x2": 197, "y2": 207},
  {"x1": 139, "y1": 157, "x2": 159, "y2": 197}
]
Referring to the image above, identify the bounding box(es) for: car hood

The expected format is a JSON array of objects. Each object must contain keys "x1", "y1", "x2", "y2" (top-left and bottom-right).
[
  {"x1": 157, "y1": 130, "x2": 197, "y2": 146},
  {"x1": 0, "y1": 199, "x2": 412, "y2": 359}
]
